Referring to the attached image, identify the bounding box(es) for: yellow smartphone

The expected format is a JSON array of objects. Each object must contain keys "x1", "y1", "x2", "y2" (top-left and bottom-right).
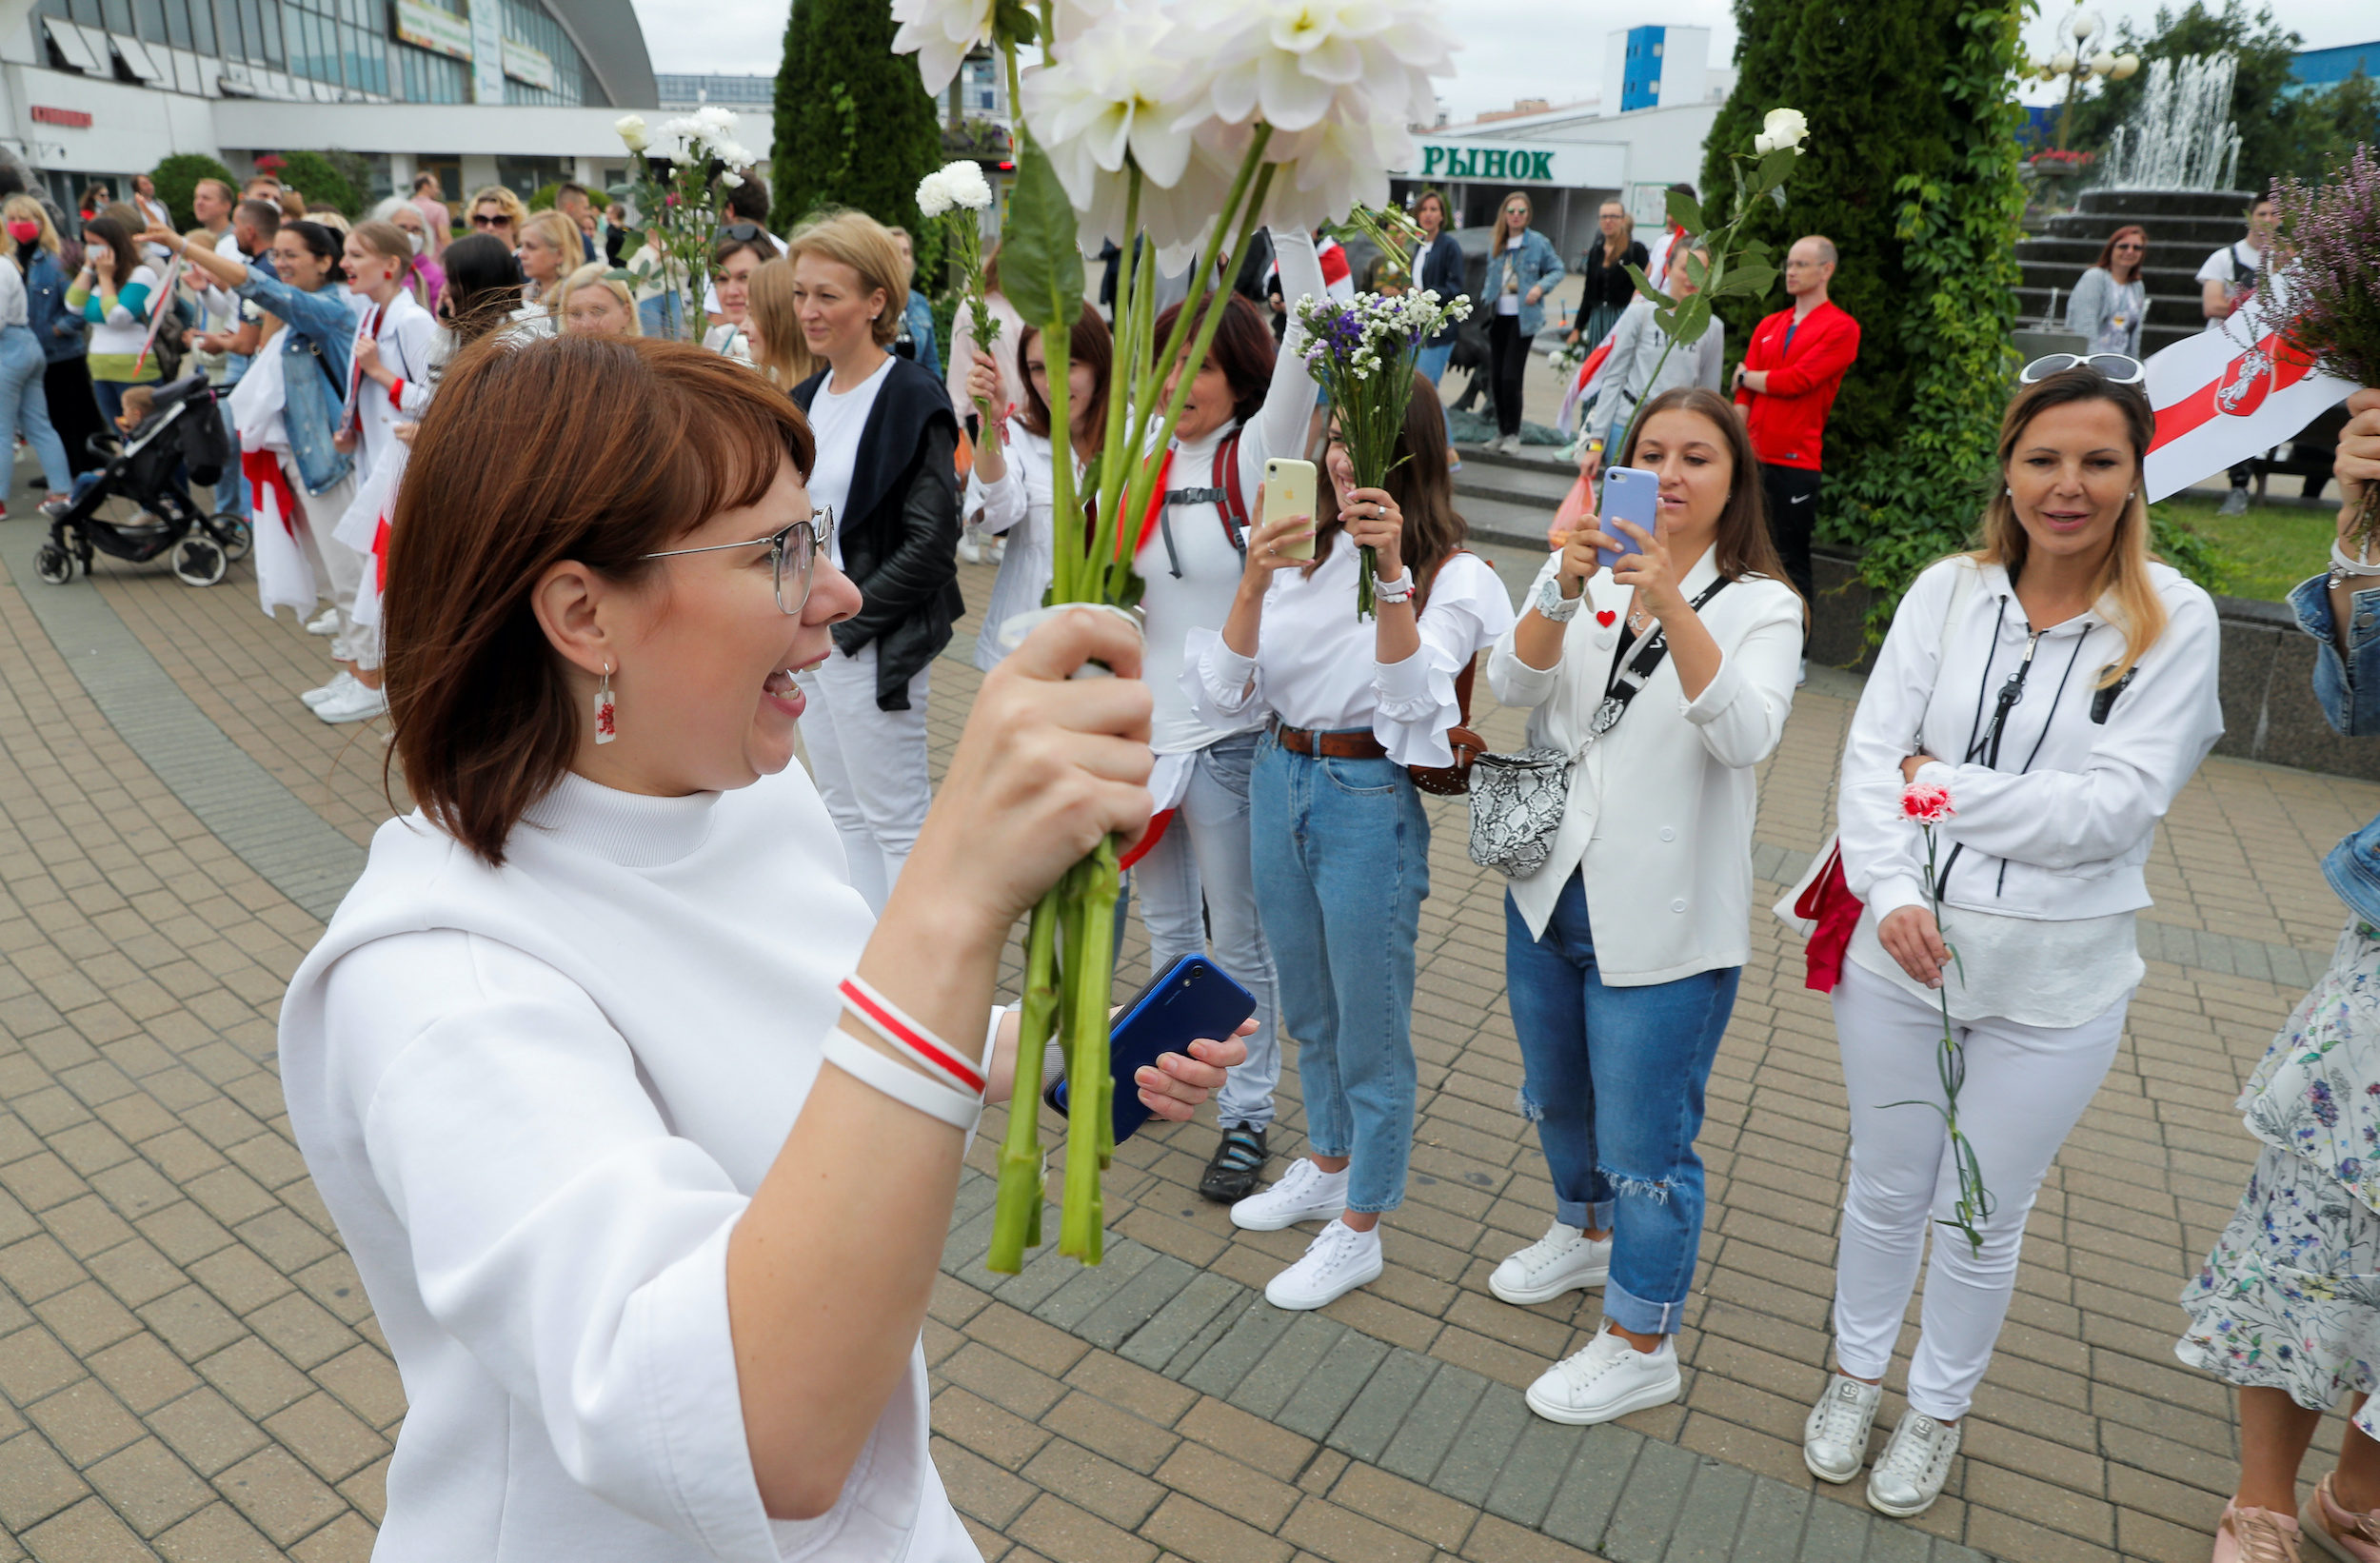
[{"x1": 1264, "y1": 458, "x2": 1318, "y2": 561}]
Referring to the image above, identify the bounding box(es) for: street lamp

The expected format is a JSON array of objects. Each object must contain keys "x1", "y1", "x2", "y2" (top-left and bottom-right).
[{"x1": 2034, "y1": 9, "x2": 2140, "y2": 150}]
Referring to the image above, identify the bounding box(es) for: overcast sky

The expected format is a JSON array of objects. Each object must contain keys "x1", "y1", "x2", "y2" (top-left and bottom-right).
[{"x1": 628, "y1": 0, "x2": 2378, "y2": 122}]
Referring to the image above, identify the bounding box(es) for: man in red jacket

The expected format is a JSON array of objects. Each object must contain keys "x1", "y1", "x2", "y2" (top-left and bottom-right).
[{"x1": 1733, "y1": 236, "x2": 1861, "y2": 652}]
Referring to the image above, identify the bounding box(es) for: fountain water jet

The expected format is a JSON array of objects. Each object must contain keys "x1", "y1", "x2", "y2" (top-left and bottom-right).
[{"x1": 2102, "y1": 52, "x2": 2243, "y2": 191}]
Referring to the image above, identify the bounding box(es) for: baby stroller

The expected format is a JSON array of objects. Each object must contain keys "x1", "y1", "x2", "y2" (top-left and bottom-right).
[{"x1": 32, "y1": 376, "x2": 249, "y2": 588}]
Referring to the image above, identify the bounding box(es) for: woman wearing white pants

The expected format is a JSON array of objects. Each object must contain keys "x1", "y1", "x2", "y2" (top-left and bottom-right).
[
  {"x1": 1807, "y1": 360, "x2": 2222, "y2": 1519},
  {"x1": 784, "y1": 215, "x2": 962, "y2": 912}
]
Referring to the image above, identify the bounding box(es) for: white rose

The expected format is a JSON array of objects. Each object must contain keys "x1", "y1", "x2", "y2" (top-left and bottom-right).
[
  {"x1": 1753, "y1": 131, "x2": 1775, "y2": 154},
  {"x1": 616, "y1": 114, "x2": 648, "y2": 151},
  {"x1": 916, "y1": 169, "x2": 955, "y2": 217},
  {"x1": 1760, "y1": 106, "x2": 1809, "y2": 153}
]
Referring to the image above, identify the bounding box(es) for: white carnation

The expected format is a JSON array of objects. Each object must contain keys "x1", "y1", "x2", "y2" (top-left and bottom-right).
[
  {"x1": 940, "y1": 158, "x2": 994, "y2": 211},
  {"x1": 917, "y1": 168, "x2": 956, "y2": 217}
]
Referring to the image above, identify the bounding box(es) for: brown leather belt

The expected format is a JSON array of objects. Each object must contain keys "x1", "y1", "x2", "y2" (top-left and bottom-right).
[{"x1": 1270, "y1": 720, "x2": 1387, "y2": 760}]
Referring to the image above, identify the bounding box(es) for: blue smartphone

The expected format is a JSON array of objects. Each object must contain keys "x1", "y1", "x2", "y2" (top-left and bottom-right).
[
  {"x1": 1045, "y1": 955, "x2": 1257, "y2": 1143},
  {"x1": 1600, "y1": 465, "x2": 1659, "y2": 571}
]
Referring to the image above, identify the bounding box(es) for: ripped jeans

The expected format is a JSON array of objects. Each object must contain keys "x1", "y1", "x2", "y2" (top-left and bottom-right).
[{"x1": 1505, "y1": 870, "x2": 1740, "y2": 1336}]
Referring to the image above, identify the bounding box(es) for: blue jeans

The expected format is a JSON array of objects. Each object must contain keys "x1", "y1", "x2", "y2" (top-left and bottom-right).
[
  {"x1": 214, "y1": 357, "x2": 248, "y2": 520},
  {"x1": 1250, "y1": 733, "x2": 1428, "y2": 1215},
  {"x1": 0, "y1": 326, "x2": 70, "y2": 494},
  {"x1": 1135, "y1": 730, "x2": 1281, "y2": 1127},
  {"x1": 639, "y1": 293, "x2": 685, "y2": 339},
  {"x1": 1416, "y1": 343, "x2": 1453, "y2": 385},
  {"x1": 1504, "y1": 870, "x2": 1741, "y2": 1336}
]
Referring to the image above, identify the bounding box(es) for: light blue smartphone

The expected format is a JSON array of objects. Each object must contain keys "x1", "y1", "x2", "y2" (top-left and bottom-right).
[{"x1": 1600, "y1": 465, "x2": 1659, "y2": 571}]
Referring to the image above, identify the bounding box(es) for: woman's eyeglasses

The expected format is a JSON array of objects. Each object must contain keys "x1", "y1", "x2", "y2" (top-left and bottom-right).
[
  {"x1": 470, "y1": 212, "x2": 511, "y2": 229},
  {"x1": 641, "y1": 507, "x2": 837, "y2": 615},
  {"x1": 2020, "y1": 352, "x2": 2146, "y2": 386}
]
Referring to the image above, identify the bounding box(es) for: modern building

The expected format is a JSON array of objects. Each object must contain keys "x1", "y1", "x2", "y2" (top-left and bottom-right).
[
  {"x1": 0, "y1": 0, "x2": 670, "y2": 215},
  {"x1": 1393, "y1": 26, "x2": 1735, "y2": 263},
  {"x1": 655, "y1": 70, "x2": 773, "y2": 164},
  {"x1": 2289, "y1": 39, "x2": 2378, "y2": 98}
]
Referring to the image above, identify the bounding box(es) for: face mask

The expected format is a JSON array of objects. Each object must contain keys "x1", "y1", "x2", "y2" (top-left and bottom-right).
[
  {"x1": 406, "y1": 230, "x2": 424, "y2": 254},
  {"x1": 6, "y1": 221, "x2": 39, "y2": 245}
]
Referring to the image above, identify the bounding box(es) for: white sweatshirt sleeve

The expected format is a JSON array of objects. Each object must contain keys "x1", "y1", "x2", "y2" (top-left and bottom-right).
[
  {"x1": 1374, "y1": 554, "x2": 1517, "y2": 766},
  {"x1": 966, "y1": 434, "x2": 1034, "y2": 537},
  {"x1": 1239, "y1": 228, "x2": 1325, "y2": 490},
  {"x1": 1919, "y1": 587, "x2": 2224, "y2": 871},
  {"x1": 324, "y1": 930, "x2": 792, "y2": 1560},
  {"x1": 1836, "y1": 560, "x2": 1968, "y2": 922},
  {"x1": 1676, "y1": 579, "x2": 1802, "y2": 770},
  {"x1": 1487, "y1": 553, "x2": 1567, "y2": 711}
]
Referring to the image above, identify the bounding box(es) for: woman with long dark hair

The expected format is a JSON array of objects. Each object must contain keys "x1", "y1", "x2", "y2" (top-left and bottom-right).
[
  {"x1": 783, "y1": 212, "x2": 962, "y2": 914},
  {"x1": 962, "y1": 306, "x2": 1110, "y2": 670},
  {"x1": 1486, "y1": 386, "x2": 1802, "y2": 1425},
  {"x1": 1805, "y1": 363, "x2": 2223, "y2": 1518},
  {"x1": 67, "y1": 214, "x2": 162, "y2": 428},
  {"x1": 1192, "y1": 384, "x2": 1515, "y2": 1310},
  {"x1": 1132, "y1": 230, "x2": 1322, "y2": 1205}
]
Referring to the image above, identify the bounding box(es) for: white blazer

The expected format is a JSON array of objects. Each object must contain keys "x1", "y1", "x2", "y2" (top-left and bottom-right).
[{"x1": 1487, "y1": 549, "x2": 1803, "y2": 983}]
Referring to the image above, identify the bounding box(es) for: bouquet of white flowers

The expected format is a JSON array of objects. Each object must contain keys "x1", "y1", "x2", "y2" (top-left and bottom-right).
[
  {"x1": 1294, "y1": 287, "x2": 1472, "y2": 616},
  {"x1": 609, "y1": 107, "x2": 757, "y2": 344}
]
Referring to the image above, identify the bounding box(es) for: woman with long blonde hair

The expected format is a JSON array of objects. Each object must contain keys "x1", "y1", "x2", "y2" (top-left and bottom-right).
[
  {"x1": 742, "y1": 256, "x2": 813, "y2": 384},
  {"x1": 5, "y1": 193, "x2": 92, "y2": 492},
  {"x1": 1801, "y1": 362, "x2": 2223, "y2": 1519},
  {"x1": 1478, "y1": 189, "x2": 1563, "y2": 454}
]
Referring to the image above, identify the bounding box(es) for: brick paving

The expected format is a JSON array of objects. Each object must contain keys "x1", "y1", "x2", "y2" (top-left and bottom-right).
[{"x1": 4, "y1": 501, "x2": 2380, "y2": 1562}]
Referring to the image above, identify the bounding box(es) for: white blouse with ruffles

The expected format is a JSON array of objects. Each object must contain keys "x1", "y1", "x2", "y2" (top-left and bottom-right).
[
  {"x1": 277, "y1": 768, "x2": 982, "y2": 1563},
  {"x1": 1184, "y1": 543, "x2": 1515, "y2": 769}
]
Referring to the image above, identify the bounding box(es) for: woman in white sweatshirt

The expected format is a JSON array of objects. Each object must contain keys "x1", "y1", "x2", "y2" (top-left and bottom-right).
[
  {"x1": 1804, "y1": 363, "x2": 2223, "y2": 1520},
  {"x1": 1133, "y1": 228, "x2": 1326, "y2": 1204},
  {"x1": 276, "y1": 336, "x2": 1246, "y2": 1561}
]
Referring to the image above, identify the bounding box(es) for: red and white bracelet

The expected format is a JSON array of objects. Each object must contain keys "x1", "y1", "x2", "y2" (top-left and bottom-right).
[
  {"x1": 821, "y1": 976, "x2": 990, "y2": 1129},
  {"x1": 840, "y1": 976, "x2": 988, "y2": 1095}
]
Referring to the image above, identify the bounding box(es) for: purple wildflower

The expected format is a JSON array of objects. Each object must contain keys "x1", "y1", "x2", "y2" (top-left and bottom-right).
[{"x1": 2311, "y1": 1078, "x2": 2340, "y2": 1127}]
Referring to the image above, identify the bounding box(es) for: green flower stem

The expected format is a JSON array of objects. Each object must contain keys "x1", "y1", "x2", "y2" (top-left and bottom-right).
[
  {"x1": 984, "y1": 894, "x2": 1059, "y2": 1273},
  {"x1": 1920, "y1": 825, "x2": 1989, "y2": 1256},
  {"x1": 1059, "y1": 842, "x2": 1121, "y2": 1261}
]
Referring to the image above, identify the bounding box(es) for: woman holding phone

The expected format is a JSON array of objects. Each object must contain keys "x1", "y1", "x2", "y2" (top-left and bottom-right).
[
  {"x1": 1486, "y1": 386, "x2": 1802, "y2": 1424},
  {"x1": 1189, "y1": 385, "x2": 1514, "y2": 1311}
]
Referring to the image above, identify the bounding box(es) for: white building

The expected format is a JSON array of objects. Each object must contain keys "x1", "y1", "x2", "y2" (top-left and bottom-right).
[
  {"x1": 1394, "y1": 24, "x2": 1735, "y2": 263},
  {"x1": 0, "y1": 0, "x2": 664, "y2": 213}
]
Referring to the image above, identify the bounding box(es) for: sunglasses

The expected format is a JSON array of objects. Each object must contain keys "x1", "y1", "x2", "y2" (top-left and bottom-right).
[
  {"x1": 641, "y1": 506, "x2": 837, "y2": 615},
  {"x1": 717, "y1": 221, "x2": 765, "y2": 242},
  {"x1": 470, "y1": 213, "x2": 511, "y2": 228},
  {"x1": 2019, "y1": 352, "x2": 2146, "y2": 386}
]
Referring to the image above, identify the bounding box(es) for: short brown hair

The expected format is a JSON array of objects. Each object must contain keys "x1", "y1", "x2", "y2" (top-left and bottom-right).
[
  {"x1": 383, "y1": 336, "x2": 818, "y2": 864},
  {"x1": 1150, "y1": 291, "x2": 1275, "y2": 427},
  {"x1": 784, "y1": 211, "x2": 906, "y2": 347}
]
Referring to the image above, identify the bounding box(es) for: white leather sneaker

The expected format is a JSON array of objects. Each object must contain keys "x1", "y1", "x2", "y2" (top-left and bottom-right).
[
  {"x1": 1489, "y1": 1221, "x2": 1610, "y2": 1305},
  {"x1": 306, "y1": 605, "x2": 340, "y2": 635},
  {"x1": 1230, "y1": 1157, "x2": 1349, "y2": 1232},
  {"x1": 1866, "y1": 1409, "x2": 1960, "y2": 1517},
  {"x1": 1524, "y1": 1327, "x2": 1680, "y2": 1425},
  {"x1": 314, "y1": 681, "x2": 388, "y2": 725},
  {"x1": 300, "y1": 671, "x2": 355, "y2": 709},
  {"x1": 1263, "y1": 1219, "x2": 1382, "y2": 1311},
  {"x1": 1803, "y1": 1374, "x2": 1883, "y2": 1484}
]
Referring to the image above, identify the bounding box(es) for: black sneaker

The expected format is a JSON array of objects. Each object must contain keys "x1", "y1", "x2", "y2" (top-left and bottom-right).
[{"x1": 1199, "y1": 1124, "x2": 1268, "y2": 1203}]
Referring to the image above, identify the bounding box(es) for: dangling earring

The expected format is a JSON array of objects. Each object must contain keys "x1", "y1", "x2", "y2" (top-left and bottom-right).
[{"x1": 594, "y1": 663, "x2": 617, "y2": 745}]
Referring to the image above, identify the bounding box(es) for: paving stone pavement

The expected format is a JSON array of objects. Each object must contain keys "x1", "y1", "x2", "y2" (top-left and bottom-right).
[{"x1": 4, "y1": 503, "x2": 2380, "y2": 1562}]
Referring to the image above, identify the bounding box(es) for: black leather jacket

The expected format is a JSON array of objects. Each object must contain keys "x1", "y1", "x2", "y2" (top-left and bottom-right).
[{"x1": 793, "y1": 357, "x2": 963, "y2": 711}]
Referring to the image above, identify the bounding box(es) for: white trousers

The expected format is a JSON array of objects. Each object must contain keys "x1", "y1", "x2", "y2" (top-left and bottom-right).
[
  {"x1": 289, "y1": 465, "x2": 370, "y2": 668},
  {"x1": 1828, "y1": 958, "x2": 2130, "y2": 1420},
  {"x1": 796, "y1": 641, "x2": 930, "y2": 914}
]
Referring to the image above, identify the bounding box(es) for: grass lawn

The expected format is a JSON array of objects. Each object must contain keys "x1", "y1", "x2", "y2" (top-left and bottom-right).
[{"x1": 2157, "y1": 491, "x2": 2339, "y2": 603}]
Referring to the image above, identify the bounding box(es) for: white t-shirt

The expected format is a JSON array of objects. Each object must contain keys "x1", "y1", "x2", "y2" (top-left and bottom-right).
[
  {"x1": 2195, "y1": 238, "x2": 2290, "y2": 323},
  {"x1": 1497, "y1": 236, "x2": 1524, "y2": 316},
  {"x1": 807, "y1": 354, "x2": 895, "y2": 569}
]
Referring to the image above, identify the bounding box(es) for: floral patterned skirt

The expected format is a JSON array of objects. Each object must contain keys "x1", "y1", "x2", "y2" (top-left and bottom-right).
[{"x1": 2177, "y1": 1139, "x2": 2380, "y2": 1408}]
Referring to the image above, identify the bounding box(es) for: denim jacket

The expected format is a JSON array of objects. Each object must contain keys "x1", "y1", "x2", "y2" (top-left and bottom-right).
[
  {"x1": 236, "y1": 263, "x2": 355, "y2": 495},
  {"x1": 1480, "y1": 228, "x2": 1566, "y2": 338},
  {"x1": 2292, "y1": 572, "x2": 2380, "y2": 924},
  {"x1": 23, "y1": 250, "x2": 82, "y2": 363}
]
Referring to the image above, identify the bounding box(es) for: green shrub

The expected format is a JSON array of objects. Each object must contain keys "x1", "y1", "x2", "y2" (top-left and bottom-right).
[
  {"x1": 529, "y1": 181, "x2": 562, "y2": 212},
  {"x1": 772, "y1": 0, "x2": 943, "y2": 284},
  {"x1": 273, "y1": 150, "x2": 358, "y2": 219},
  {"x1": 149, "y1": 152, "x2": 237, "y2": 233}
]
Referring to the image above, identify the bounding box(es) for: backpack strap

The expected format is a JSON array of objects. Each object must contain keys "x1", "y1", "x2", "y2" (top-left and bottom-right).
[{"x1": 1212, "y1": 428, "x2": 1249, "y2": 556}]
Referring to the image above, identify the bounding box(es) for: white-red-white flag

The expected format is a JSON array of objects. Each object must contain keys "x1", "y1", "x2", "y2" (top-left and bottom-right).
[{"x1": 2144, "y1": 303, "x2": 2355, "y2": 503}]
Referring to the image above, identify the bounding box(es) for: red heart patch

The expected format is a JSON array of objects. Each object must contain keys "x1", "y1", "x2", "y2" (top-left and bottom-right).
[{"x1": 1595, "y1": 610, "x2": 1616, "y2": 627}]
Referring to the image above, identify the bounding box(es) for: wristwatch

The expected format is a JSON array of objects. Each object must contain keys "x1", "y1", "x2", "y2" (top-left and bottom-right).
[{"x1": 1534, "y1": 576, "x2": 1583, "y2": 623}]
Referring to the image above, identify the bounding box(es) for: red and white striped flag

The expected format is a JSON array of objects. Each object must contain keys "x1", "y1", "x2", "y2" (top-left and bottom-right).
[{"x1": 2144, "y1": 302, "x2": 2355, "y2": 503}]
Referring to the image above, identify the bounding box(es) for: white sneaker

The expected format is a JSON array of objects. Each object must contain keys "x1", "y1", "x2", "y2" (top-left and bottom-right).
[
  {"x1": 1499, "y1": 433, "x2": 1524, "y2": 455},
  {"x1": 2216, "y1": 487, "x2": 2251, "y2": 518},
  {"x1": 1866, "y1": 1409, "x2": 1959, "y2": 1517},
  {"x1": 306, "y1": 605, "x2": 340, "y2": 635},
  {"x1": 300, "y1": 671, "x2": 356, "y2": 709},
  {"x1": 1524, "y1": 1327, "x2": 1681, "y2": 1425},
  {"x1": 1796, "y1": 657, "x2": 1809, "y2": 688},
  {"x1": 956, "y1": 530, "x2": 984, "y2": 565},
  {"x1": 1803, "y1": 1374, "x2": 1883, "y2": 1483},
  {"x1": 1230, "y1": 1157, "x2": 1348, "y2": 1232},
  {"x1": 313, "y1": 681, "x2": 388, "y2": 724},
  {"x1": 1263, "y1": 1218, "x2": 1382, "y2": 1311},
  {"x1": 1489, "y1": 1221, "x2": 1610, "y2": 1304}
]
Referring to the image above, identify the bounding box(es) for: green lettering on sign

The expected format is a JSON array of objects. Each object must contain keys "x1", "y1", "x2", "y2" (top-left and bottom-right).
[
  {"x1": 1530, "y1": 151, "x2": 1555, "y2": 181},
  {"x1": 1422, "y1": 146, "x2": 1444, "y2": 176},
  {"x1": 1482, "y1": 148, "x2": 1508, "y2": 179}
]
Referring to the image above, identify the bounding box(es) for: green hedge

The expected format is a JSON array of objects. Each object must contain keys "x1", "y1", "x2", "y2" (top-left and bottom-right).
[{"x1": 149, "y1": 153, "x2": 236, "y2": 233}]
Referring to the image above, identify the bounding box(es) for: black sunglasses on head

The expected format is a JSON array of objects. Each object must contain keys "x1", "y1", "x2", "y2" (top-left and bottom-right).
[{"x1": 717, "y1": 222, "x2": 764, "y2": 242}]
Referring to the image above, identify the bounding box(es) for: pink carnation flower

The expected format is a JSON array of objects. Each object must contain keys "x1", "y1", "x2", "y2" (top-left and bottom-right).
[{"x1": 1900, "y1": 782, "x2": 1954, "y2": 823}]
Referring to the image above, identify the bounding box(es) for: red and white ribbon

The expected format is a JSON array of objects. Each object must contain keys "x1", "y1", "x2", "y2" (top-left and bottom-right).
[{"x1": 839, "y1": 975, "x2": 986, "y2": 1097}]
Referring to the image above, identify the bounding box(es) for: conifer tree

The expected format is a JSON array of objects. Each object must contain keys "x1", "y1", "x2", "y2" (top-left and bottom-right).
[{"x1": 771, "y1": 0, "x2": 944, "y2": 278}]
